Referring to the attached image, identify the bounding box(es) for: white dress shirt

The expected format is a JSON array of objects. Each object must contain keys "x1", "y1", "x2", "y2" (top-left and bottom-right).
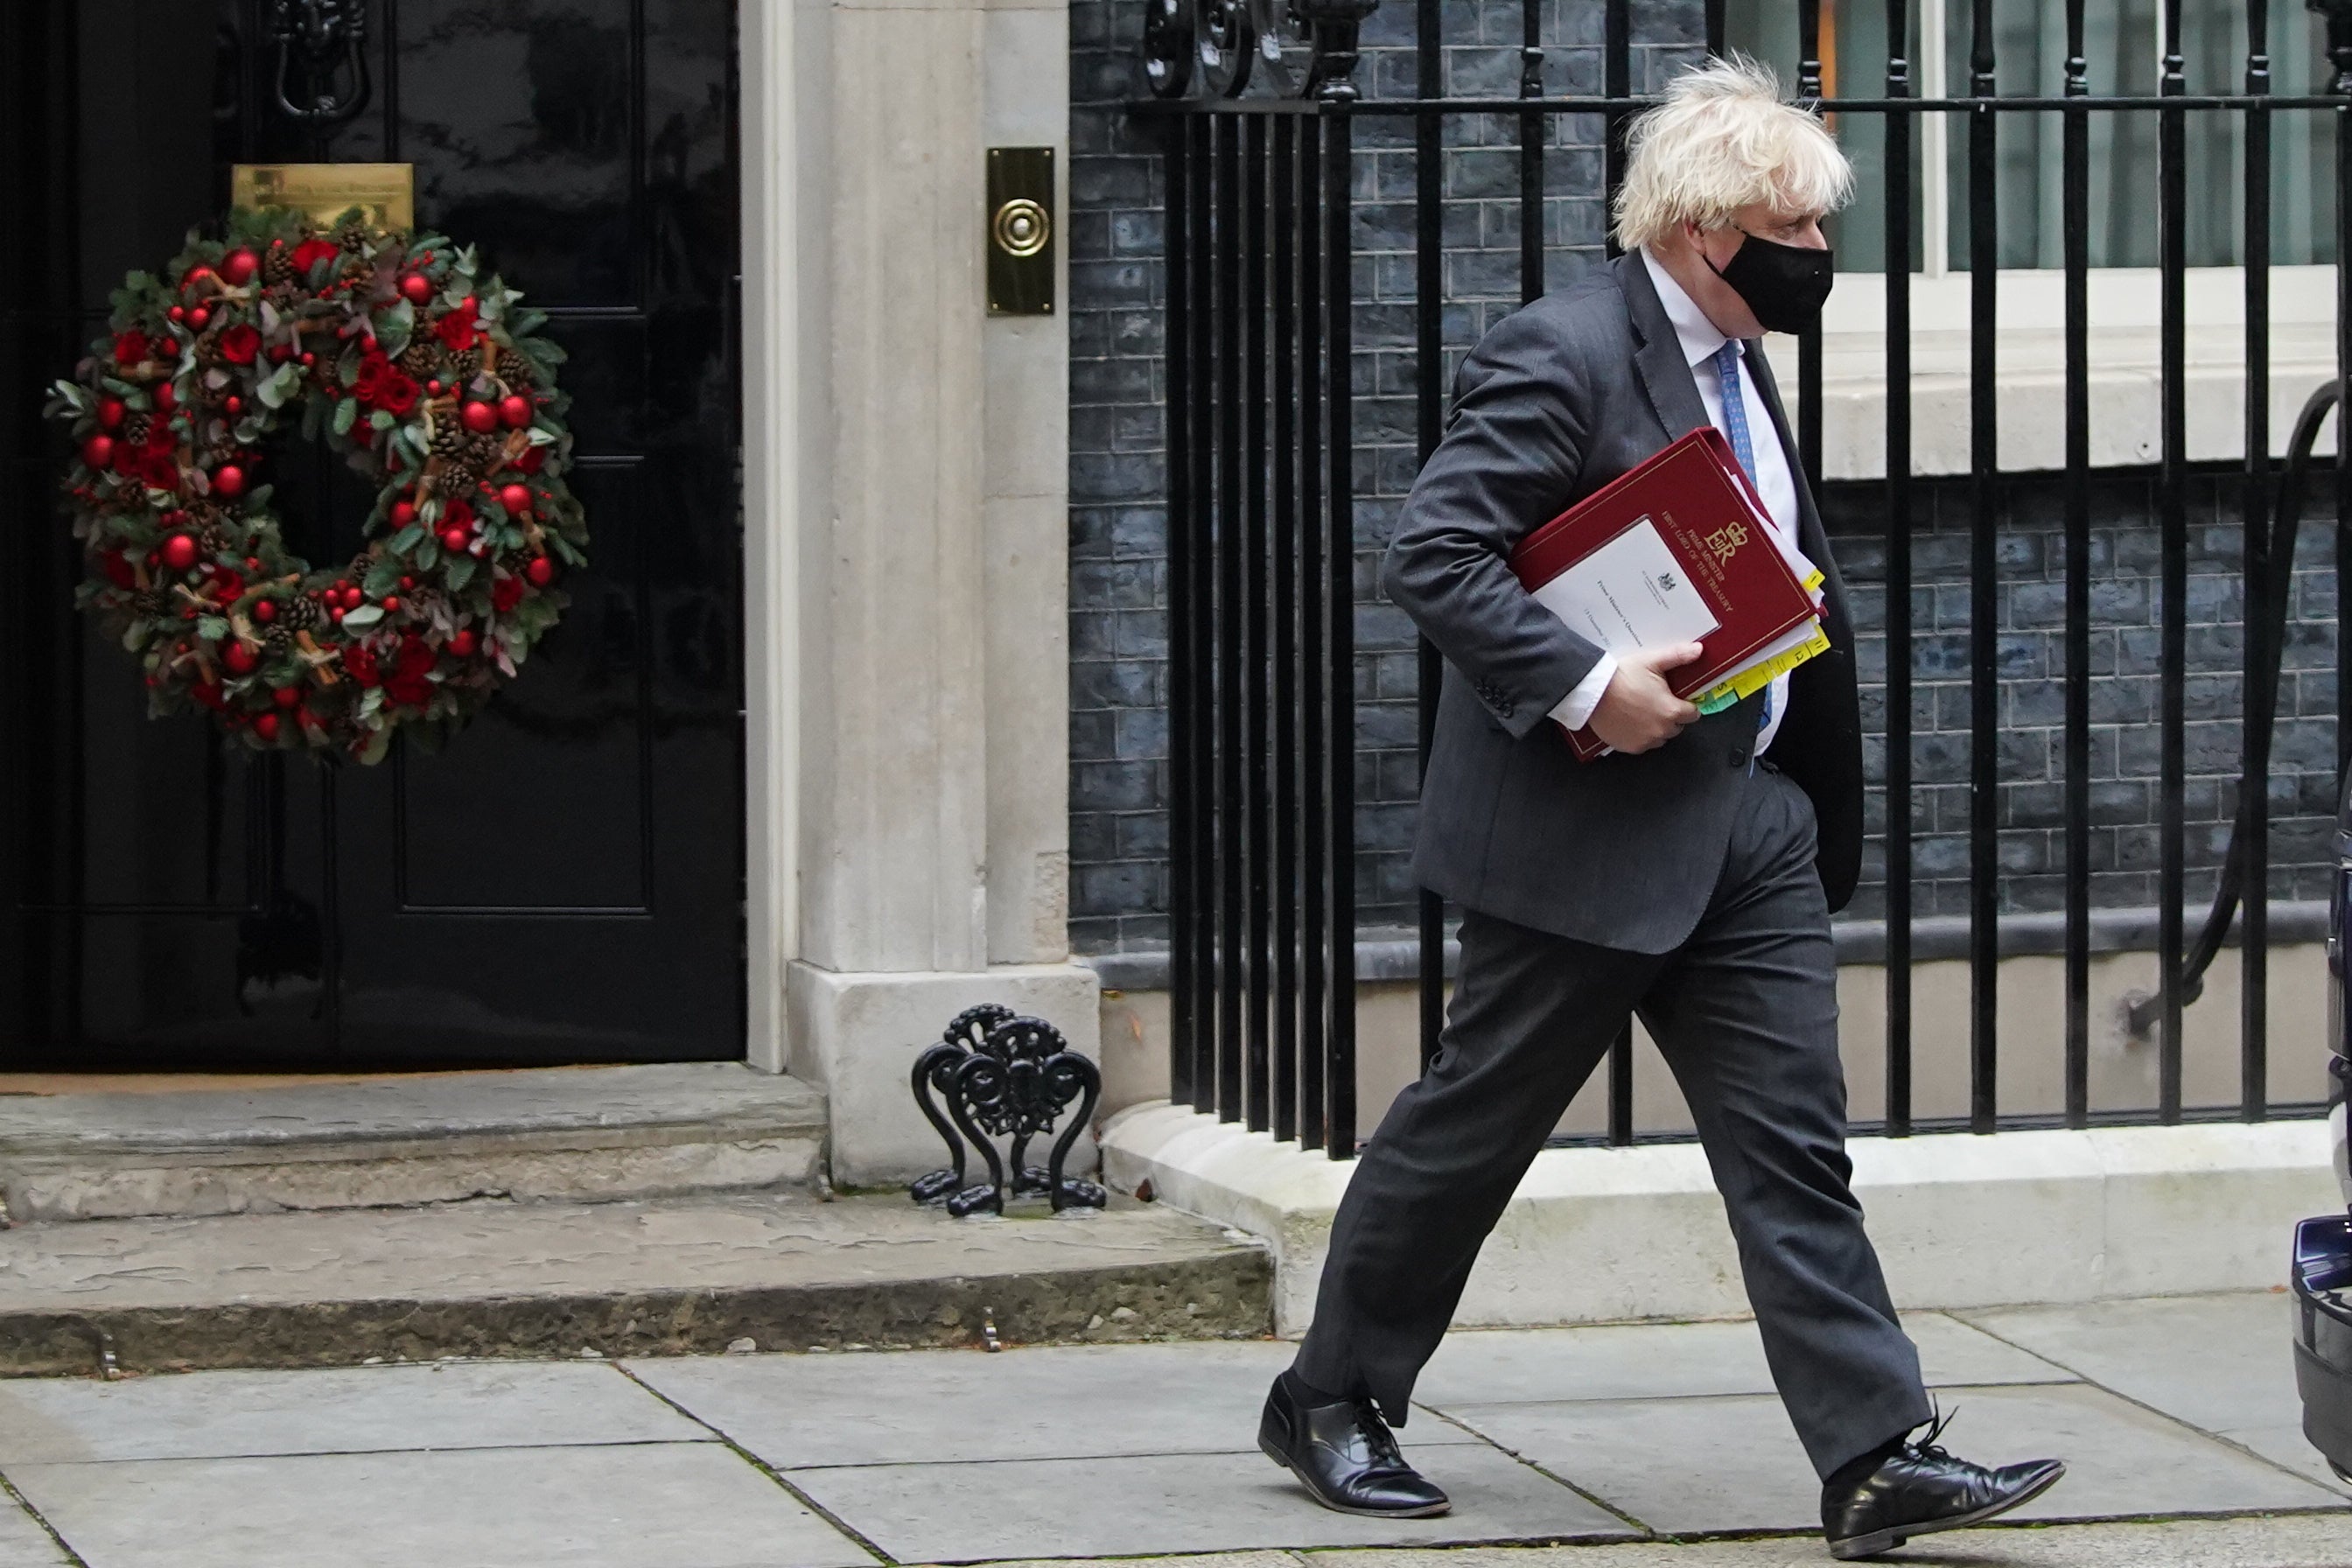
[{"x1": 1548, "y1": 248, "x2": 1798, "y2": 755}]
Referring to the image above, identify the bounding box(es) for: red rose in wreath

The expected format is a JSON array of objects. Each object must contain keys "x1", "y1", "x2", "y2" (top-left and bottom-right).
[
  {"x1": 374, "y1": 372, "x2": 422, "y2": 418},
  {"x1": 127, "y1": 427, "x2": 179, "y2": 490},
  {"x1": 46, "y1": 209, "x2": 587, "y2": 761},
  {"x1": 433, "y1": 298, "x2": 481, "y2": 353},
  {"x1": 291, "y1": 236, "x2": 341, "y2": 276},
  {"x1": 382, "y1": 635, "x2": 439, "y2": 709}
]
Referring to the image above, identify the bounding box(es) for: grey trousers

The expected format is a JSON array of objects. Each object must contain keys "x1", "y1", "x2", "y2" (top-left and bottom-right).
[{"x1": 1292, "y1": 764, "x2": 1933, "y2": 1480}]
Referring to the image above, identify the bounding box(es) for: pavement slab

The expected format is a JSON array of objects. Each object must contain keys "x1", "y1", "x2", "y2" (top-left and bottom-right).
[
  {"x1": 4, "y1": 1443, "x2": 874, "y2": 1568},
  {"x1": 1955, "y1": 1292, "x2": 2352, "y2": 1495},
  {"x1": 1297, "y1": 1512, "x2": 2352, "y2": 1565},
  {"x1": 0, "y1": 1290, "x2": 2341, "y2": 1565},
  {"x1": 1435, "y1": 1394, "x2": 1821, "y2": 1535},
  {"x1": 0, "y1": 1193, "x2": 1270, "y2": 1374},
  {"x1": 1439, "y1": 1382, "x2": 2339, "y2": 1536},
  {"x1": 631, "y1": 1339, "x2": 1483, "y2": 1469},
  {"x1": 0, "y1": 1501, "x2": 66, "y2": 1568},
  {"x1": 0, "y1": 1361, "x2": 702, "y2": 1464},
  {"x1": 781, "y1": 1446, "x2": 1634, "y2": 1561},
  {"x1": 1414, "y1": 1312, "x2": 2074, "y2": 1409}
]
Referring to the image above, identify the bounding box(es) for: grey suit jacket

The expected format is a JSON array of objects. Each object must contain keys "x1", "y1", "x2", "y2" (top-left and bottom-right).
[{"x1": 1384, "y1": 251, "x2": 1864, "y2": 955}]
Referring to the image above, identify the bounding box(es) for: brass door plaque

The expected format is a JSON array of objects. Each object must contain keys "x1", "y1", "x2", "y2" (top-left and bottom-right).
[
  {"x1": 986, "y1": 148, "x2": 1055, "y2": 317},
  {"x1": 231, "y1": 164, "x2": 415, "y2": 228}
]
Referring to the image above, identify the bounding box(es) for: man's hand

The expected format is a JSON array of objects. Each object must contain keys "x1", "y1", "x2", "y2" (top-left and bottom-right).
[{"x1": 1586, "y1": 641, "x2": 1703, "y2": 754}]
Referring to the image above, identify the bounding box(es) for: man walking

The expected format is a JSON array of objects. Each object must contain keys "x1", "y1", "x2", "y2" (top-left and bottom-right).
[{"x1": 1256, "y1": 59, "x2": 2065, "y2": 1561}]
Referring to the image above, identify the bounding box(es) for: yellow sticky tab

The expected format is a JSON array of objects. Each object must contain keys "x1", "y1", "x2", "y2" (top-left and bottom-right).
[{"x1": 1690, "y1": 626, "x2": 1831, "y2": 713}]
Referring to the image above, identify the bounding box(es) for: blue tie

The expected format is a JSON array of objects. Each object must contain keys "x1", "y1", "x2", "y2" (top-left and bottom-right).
[
  {"x1": 1712, "y1": 340, "x2": 1759, "y2": 483},
  {"x1": 1713, "y1": 342, "x2": 1772, "y2": 747}
]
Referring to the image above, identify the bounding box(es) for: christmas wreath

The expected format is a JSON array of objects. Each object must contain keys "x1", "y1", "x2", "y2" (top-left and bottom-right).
[{"x1": 44, "y1": 207, "x2": 587, "y2": 763}]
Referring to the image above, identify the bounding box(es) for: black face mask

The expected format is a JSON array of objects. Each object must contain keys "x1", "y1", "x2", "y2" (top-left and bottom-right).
[{"x1": 1704, "y1": 228, "x2": 1834, "y2": 333}]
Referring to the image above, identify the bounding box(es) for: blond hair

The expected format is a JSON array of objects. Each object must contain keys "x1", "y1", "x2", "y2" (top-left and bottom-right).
[{"x1": 1612, "y1": 56, "x2": 1853, "y2": 251}]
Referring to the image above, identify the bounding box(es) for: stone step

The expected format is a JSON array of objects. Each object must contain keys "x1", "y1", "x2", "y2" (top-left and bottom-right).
[
  {"x1": 0, "y1": 1192, "x2": 1272, "y2": 1376},
  {"x1": 0, "y1": 1065, "x2": 829, "y2": 1223}
]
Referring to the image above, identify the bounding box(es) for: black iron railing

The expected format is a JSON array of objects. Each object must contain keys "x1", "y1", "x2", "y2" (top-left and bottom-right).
[{"x1": 1138, "y1": 0, "x2": 2352, "y2": 1158}]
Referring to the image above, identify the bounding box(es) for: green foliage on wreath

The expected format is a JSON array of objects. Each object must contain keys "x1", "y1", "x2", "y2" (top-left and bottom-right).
[{"x1": 44, "y1": 206, "x2": 589, "y2": 764}]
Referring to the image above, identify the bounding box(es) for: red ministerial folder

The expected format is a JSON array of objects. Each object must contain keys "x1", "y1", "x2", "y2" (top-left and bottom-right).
[{"x1": 1508, "y1": 427, "x2": 1816, "y2": 761}]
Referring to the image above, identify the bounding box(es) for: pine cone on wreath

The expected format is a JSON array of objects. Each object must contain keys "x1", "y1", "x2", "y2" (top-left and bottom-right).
[
  {"x1": 198, "y1": 524, "x2": 233, "y2": 556},
  {"x1": 495, "y1": 347, "x2": 533, "y2": 388},
  {"x1": 397, "y1": 343, "x2": 439, "y2": 380},
  {"x1": 262, "y1": 625, "x2": 294, "y2": 658},
  {"x1": 464, "y1": 432, "x2": 503, "y2": 471},
  {"x1": 447, "y1": 347, "x2": 482, "y2": 382},
  {"x1": 262, "y1": 244, "x2": 298, "y2": 288},
  {"x1": 122, "y1": 412, "x2": 153, "y2": 447},
  {"x1": 277, "y1": 595, "x2": 323, "y2": 633},
  {"x1": 337, "y1": 223, "x2": 368, "y2": 254},
  {"x1": 130, "y1": 589, "x2": 171, "y2": 619},
  {"x1": 430, "y1": 420, "x2": 467, "y2": 460}
]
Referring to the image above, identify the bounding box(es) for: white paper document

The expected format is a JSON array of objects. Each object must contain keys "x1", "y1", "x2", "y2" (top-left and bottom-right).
[{"x1": 1527, "y1": 516, "x2": 1720, "y2": 654}]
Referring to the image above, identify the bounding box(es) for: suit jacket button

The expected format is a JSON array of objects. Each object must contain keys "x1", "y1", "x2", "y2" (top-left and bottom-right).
[{"x1": 1728, "y1": 746, "x2": 1748, "y2": 767}]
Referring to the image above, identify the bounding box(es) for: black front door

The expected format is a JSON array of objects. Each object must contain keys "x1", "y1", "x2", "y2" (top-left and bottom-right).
[{"x1": 0, "y1": 1, "x2": 744, "y2": 1070}]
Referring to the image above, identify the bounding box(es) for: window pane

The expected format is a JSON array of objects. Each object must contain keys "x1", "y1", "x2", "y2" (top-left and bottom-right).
[
  {"x1": 1724, "y1": 0, "x2": 1928, "y2": 272},
  {"x1": 1945, "y1": 0, "x2": 2335, "y2": 269},
  {"x1": 1942, "y1": 0, "x2": 2082, "y2": 268},
  {"x1": 1713, "y1": 0, "x2": 2332, "y2": 272}
]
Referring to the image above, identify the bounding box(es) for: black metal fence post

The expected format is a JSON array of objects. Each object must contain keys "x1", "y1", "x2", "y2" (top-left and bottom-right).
[
  {"x1": 1883, "y1": 0, "x2": 1915, "y2": 1137},
  {"x1": 1414, "y1": 0, "x2": 1445, "y2": 1075},
  {"x1": 1243, "y1": 113, "x2": 1272, "y2": 1135},
  {"x1": 1272, "y1": 110, "x2": 1302, "y2": 1145},
  {"x1": 1967, "y1": 0, "x2": 2000, "y2": 1133},
  {"x1": 1166, "y1": 116, "x2": 1198, "y2": 1113},
  {"x1": 1322, "y1": 88, "x2": 1357, "y2": 1159},
  {"x1": 2242, "y1": 0, "x2": 2276, "y2": 1123},
  {"x1": 1298, "y1": 108, "x2": 1330, "y2": 1152},
  {"x1": 1214, "y1": 114, "x2": 1244, "y2": 1126},
  {"x1": 2061, "y1": 0, "x2": 2091, "y2": 1132},
  {"x1": 1602, "y1": 0, "x2": 1638, "y2": 1150},
  {"x1": 1518, "y1": 0, "x2": 1544, "y2": 304},
  {"x1": 1796, "y1": 0, "x2": 1824, "y2": 489},
  {"x1": 2157, "y1": 0, "x2": 2190, "y2": 1124},
  {"x1": 2334, "y1": 10, "x2": 2352, "y2": 784}
]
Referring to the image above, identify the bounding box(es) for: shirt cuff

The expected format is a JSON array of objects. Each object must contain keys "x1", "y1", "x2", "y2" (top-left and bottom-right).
[{"x1": 1549, "y1": 652, "x2": 1618, "y2": 733}]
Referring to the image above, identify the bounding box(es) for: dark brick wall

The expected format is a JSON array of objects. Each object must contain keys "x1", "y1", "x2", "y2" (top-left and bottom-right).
[
  {"x1": 1068, "y1": 0, "x2": 1172, "y2": 953},
  {"x1": 1828, "y1": 471, "x2": 2340, "y2": 922},
  {"x1": 1066, "y1": 7, "x2": 2340, "y2": 955}
]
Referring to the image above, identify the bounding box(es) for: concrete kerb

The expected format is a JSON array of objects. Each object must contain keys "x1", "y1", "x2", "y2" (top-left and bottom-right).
[{"x1": 1098, "y1": 1102, "x2": 2339, "y2": 1334}]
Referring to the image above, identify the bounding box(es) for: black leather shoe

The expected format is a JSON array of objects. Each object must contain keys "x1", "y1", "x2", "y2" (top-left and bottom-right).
[
  {"x1": 1258, "y1": 1374, "x2": 1450, "y2": 1518},
  {"x1": 1822, "y1": 1409, "x2": 2065, "y2": 1560}
]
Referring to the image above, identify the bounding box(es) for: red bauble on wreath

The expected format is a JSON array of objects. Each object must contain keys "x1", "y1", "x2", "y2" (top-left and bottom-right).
[{"x1": 45, "y1": 208, "x2": 588, "y2": 763}]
